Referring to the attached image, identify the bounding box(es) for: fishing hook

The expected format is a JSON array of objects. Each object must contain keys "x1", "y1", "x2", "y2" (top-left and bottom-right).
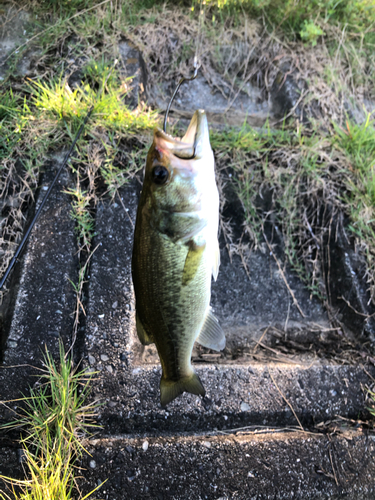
[{"x1": 163, "y1": 63, "x2": 201, "y2": 133}]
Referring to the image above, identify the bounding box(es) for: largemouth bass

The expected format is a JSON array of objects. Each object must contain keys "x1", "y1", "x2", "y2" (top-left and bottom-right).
[{"x1": 132, "y1": 110, "x2": 225, "y2": 406}]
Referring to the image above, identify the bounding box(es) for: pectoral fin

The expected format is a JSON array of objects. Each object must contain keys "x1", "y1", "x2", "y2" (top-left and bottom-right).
[
  {"x1": 155, "y1": 210, "x2": 207, "y2": 243},
  {"x1": 182, "y1": 241, "x2": 206, "y2": 286},
  {"x1": 136, "y1": 312, "x2": 154, "y2": 345},
  {"x1": 197, "y1": 308, "x2": 226, "y2": 351}
]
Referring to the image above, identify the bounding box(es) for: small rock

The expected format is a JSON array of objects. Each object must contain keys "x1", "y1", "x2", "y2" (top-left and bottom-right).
[
  {"x1": 101, "y1": 354, "x2": 109, "y2": 362},
  {"x1": 112, "y1": 301, "x2": 118, "y2": 309},
  {"x1": 108, "y1": 401, "x2": 116, "y2": 407},
  {"x1": 98, "y1": 314, "x2": 104, "y2": 319},
  {"x1": 8, "y1": 341, "x2": 17, "y2": 348},
  {"x1": 17, "y1": 449, "x2": 27, "y2": 463},
  {"x1": 55, "y1": 310, "x2": 62, "y2": 315},
  {"x1": 88, "y1": 355, "x2": 96, "y2": 365},
  {"x1": 89, "y1": 460, "x2": 96, "y2": 469},
  {"x1": 241, "y1": 401, "x2": 250, "y2": 412},
  {"x1": 142, "y1": 441, "x2": 149, "y2": 451},
  {"x1": 106, "y1": 365, "x2": 113, "y2": 373},
  {"x1": 202, "y1": 441, "x2": 211, "y2": 448},
  {"x1": 120, "y1": 353, "x2": 127, "y2": 362}
]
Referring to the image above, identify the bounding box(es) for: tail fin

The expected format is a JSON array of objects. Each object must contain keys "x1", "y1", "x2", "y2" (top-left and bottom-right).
[{"x1": 160, "y1": 372, "x2": 205, "y2": 407}]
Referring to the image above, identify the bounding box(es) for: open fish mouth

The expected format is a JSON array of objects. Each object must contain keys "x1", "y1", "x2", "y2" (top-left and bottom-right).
[{"x1": 154, "y1": 110, "x2": 209, "y2": 160}]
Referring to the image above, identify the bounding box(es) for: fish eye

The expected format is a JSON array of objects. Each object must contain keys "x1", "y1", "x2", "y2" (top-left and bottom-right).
[{"x1": 152, "y1": 165, "x2": 169, "y2": 185}]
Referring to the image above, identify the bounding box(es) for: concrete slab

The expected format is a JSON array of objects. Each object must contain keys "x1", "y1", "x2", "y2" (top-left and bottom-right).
[
  {"x1": 0, "y1": 158, "x2": 78, "y2": 418},
  {"x1": 77, "y1": 430, "x2": 375, "y2": 499},
  {"x1": 150, "y1": 75, "x2": 272, "y2": 129}
]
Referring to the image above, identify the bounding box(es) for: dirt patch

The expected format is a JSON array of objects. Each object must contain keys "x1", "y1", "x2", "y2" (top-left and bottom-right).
[{"x1": 128, "y1": 7, "x2": 374, "y2": 129}]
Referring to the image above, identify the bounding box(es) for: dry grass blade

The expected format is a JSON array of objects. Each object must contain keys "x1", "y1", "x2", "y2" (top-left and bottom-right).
[
  {"x1": 262, "y1": 227, "x2": 306, "y2": 318},
  {"x1": 269, "y1": 371, "x2": 304, "y2": 431}
]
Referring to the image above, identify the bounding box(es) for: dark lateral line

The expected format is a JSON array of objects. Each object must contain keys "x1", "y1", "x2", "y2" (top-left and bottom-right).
[{"x1": 0, "y1": 106, "x2": 94, "y2": 291}]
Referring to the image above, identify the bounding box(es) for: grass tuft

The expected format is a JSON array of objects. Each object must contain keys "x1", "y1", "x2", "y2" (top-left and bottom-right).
[{"x1": 0, "y1": 344, "x2": 100, "y2": 500}]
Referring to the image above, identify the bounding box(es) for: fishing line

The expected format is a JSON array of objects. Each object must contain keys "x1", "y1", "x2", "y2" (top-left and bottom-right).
[
  {"x1": 163, "y1": 0, "x2": 206, "y2": 133},
  {"x1": 0, "y1": 60, "x2": 118, "y2": 291}
]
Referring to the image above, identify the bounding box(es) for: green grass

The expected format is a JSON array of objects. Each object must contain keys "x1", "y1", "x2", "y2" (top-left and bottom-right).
[
  {"x1": 205, "y1": 0, "x2": 375, "y2": 34},
  {"x1": 64, "y1": 183, "x2": 95, "y2": 250},
  {"x1": 0, "y1": 345, "x2": 100, "y2": 500},
  {"x1": 30, "y1": 72, "x2": 158, "y2": 136}
]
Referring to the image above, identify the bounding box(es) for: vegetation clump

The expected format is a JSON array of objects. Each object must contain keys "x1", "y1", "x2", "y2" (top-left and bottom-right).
[{"x1": 0, "y1": 345, "x2": 100, "y2": 500}]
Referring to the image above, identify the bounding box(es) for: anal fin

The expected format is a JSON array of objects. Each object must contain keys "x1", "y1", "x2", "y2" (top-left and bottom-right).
[
  {"x1": 197, "y1": 308, "x2": 226, "y2": 351},
  {"x1": 136, "y1": 312, "x2": 154, "y2": 346}
]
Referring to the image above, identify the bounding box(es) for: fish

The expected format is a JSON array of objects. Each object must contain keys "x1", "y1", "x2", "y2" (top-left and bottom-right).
[{"x1": 131, "y1": 109, "x2": 225, "y2": 406}]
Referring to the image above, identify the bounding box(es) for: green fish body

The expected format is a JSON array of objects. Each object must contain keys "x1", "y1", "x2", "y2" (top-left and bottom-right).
[{"x1": 132, "y1": 110, "x2": 225, "y2": 406}]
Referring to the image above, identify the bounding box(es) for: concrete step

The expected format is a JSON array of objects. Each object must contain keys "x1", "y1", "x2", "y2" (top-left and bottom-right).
[{"x1": 76, "y1": 429, "x2": 375, "y2": 500}]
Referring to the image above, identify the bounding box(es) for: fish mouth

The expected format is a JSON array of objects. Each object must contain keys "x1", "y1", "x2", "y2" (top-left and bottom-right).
[{"x1": 154, "y1": 110, "x2": 209, "y2": 160}]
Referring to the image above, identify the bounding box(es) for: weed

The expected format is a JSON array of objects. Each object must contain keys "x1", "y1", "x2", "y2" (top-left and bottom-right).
[
  {"x1": 333, "y1": 114, "x2": 375, "y2": 298},
  {"x1": 64, "y1": 182, "x2": 95, "y2": 251},
  {"x1": 0, "y1": 344, "x2": 100, "y2": 500},
  {"x1": 29, "y1": 72, "x2": 158, "y2": 135},
  {"x1": 299, "y1": 20, "x2": 326, "y2": 46},
  {"x1": 0, "y1": 90, "x2": 46, "y2": 302}
]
